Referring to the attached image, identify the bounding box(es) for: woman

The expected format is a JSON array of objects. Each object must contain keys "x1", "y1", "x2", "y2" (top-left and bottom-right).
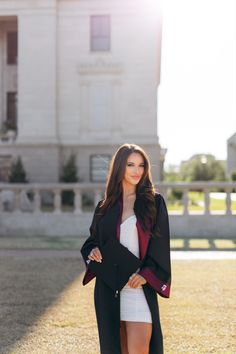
[{"x1": 80, "y1": 143, "x2": 171, "y2": 354}]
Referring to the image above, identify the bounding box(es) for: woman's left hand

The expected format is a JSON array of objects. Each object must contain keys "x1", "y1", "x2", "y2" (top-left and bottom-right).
[{"x1": 128, "y1": 273, "x2": 147, "y2": 288}]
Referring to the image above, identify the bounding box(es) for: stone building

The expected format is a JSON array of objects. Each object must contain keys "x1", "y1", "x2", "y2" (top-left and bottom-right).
[
  {"x1": 0, "y1": 0, "x2": 165, "y2": 183},
  {"x1": 227, "y1": 132, "x2": 236, "y2": 178}
]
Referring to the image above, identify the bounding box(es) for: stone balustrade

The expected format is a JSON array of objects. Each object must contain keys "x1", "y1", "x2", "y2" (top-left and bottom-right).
[
  {"x1": 0, "y1": 181, "x2": 235, "y2": 215},
  {"x1": 156, "y1": 182, "x2": 236, "y2": 215},
  {"x1": 0, "y1": 182, "x2": 235, "y2": 237},
  {"x1": 0, "y1": 183, "x2": 105, "y2": 215}
]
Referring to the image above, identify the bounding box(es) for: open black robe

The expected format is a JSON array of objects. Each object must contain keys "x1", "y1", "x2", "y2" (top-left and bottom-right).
[{"x1": 80, "y1": 192, "x2": 171, "y2": 354}]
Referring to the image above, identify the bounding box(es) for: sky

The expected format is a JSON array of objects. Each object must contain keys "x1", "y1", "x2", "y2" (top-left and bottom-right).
[{"x1": 158, "y1": 0, "x2": 236, "y2": 167}]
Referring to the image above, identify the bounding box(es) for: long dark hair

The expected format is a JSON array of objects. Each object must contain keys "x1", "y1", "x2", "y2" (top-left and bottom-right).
[{"x1": 94, "y1": 143, "x2": 161, "y2": 238}]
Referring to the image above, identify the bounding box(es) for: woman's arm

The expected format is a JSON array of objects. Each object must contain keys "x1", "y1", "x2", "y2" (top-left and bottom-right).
[
  {"x1": 138, "y1": 193, "x2": 171, "y2": 298},
  {"x1": 80, "y1": 200, "x2": 102, "y2": 272}
]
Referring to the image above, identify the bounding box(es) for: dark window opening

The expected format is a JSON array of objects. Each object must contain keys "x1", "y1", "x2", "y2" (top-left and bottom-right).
[
  {"x1": 6, "y1": 92, "x2": 17, "y2": 130},
  {"x1": 90, "y1": 15, "x2": 110, "y2": 51},
  {"x1": 90, "y1": 154, "x2": 111, "y2": 182},
  {"x1": 7, "y1": 31, "x2": 18, "y2": 65}
]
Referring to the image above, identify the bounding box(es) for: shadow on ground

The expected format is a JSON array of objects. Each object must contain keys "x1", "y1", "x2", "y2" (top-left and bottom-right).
[
  {"x1": 0, "y1": 237, "x2": 235, "y2": 353},
  {"x1": 0, "y1": 236, "x2": 235, "y2": 252},
  {"x1": 171, "y1": 236, "x2": 236, "y2": 251},
  {"x1": 0, "y1": 253, "x2": 85, "y2": 354}
]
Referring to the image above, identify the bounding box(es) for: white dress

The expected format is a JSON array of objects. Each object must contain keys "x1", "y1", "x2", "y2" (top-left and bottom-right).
[{"x1": 120, "y1": 215, "x2": 152, "y2": 323}]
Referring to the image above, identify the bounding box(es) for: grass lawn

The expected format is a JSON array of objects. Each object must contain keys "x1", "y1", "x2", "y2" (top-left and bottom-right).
[
  {"x1": 0, "y1": 254, "x2": 235, "y2": 354},
  {"x1": 34, "y1": 191, "x2": 236, "y2": 213},
  {"x1": 168, "y1": 191, "x2": 236, "y2": 212}
]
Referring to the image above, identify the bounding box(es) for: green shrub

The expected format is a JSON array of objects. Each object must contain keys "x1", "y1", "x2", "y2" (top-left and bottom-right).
[
  {"x1": 8, "y1": 156, "x2": 28, "y2": 183},
  {"x1": 59, "y1": 154, "x2": 78, "y2": 206},
  {"x1": 231, "y1": 170, "x2": 236, "y2": 181},
  {"x1": 168, "y1": 189, "x2": 183, "y2": 204}
]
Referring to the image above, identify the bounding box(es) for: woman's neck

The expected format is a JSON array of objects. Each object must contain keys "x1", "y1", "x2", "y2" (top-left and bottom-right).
[{"x1": 122, "y1": 182, "x2": 136, "y2": 199}]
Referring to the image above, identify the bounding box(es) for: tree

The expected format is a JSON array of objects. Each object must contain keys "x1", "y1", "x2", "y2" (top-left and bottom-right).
[
  {"x1": 9, "y1": 156, "x2": 28, "y2": 183},
  {"x1": 60, "y1": 153, "x2": 78, "y2": 205},
  {"x1": 179, "y1": 154, "x2": 226, "y2": 182},
  {"x1": 231, "y1": 170, "x2": 236, "y2": 181}
]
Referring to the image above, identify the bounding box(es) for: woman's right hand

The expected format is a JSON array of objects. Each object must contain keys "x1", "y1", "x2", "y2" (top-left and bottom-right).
[{"x1": 88, "y1": 247, "x2": 102, "y2": 263}]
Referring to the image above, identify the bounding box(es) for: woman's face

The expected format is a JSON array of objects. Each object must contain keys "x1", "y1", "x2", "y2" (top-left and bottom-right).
[{"x1": 123, "y1": 152, "x2": 145, "y2": 186}]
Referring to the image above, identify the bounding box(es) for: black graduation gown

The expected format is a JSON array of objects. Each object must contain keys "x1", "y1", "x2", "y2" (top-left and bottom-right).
[{"x1": 80, "y1": 192, "x2": 171, "y2": 354}]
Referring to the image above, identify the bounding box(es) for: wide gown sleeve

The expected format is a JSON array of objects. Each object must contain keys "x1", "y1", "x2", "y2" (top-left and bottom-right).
[
  {"x1": 138, "y1": 193, "x2": 171, "y2": 298},
  {"x1": 80, "y1": 200, "x2": 102, "y2": 285}
]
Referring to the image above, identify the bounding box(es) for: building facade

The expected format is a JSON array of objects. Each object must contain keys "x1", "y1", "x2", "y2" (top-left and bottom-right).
[{"x1": 0, "y1": 0, "x2": 165, "y2": 183}]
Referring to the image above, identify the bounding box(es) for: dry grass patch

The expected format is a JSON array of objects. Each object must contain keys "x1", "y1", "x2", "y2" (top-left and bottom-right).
[
  {"x1": 214, "y1": 239, "x2": 235, "y2": 249},
  {"x1": 0, "y1": 254, "x2": 235, "y2": 353},
  {"x1": 188, "y1": 239, "x2": 210, "y2": 248}
]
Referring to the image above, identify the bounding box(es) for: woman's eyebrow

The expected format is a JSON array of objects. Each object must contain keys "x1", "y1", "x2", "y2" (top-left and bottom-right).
[{"x1": 127, "y1": 161, "x2": 144, "y2": 165}]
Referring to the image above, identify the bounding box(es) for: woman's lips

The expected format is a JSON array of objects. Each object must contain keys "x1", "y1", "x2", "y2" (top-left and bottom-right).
[{"x1": 131, "y1": 176, "x2": 140, "y2": 179}]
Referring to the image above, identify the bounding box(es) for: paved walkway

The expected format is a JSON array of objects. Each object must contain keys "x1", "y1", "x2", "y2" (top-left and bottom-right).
[
  {"x1": 0, "y1": 249, "x2": 235, "y2": 259},
  {"x1": 0, "y1": 249, "x2": 80, "y2": 258}
]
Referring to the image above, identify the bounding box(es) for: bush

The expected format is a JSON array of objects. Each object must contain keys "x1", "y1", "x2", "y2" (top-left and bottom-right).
[
  {"x1": 168, "y1": 189, "x2": 183, "y2": 204},
  {"x1": 231, "y1": 171, "x2": 236, "y2": 181}
]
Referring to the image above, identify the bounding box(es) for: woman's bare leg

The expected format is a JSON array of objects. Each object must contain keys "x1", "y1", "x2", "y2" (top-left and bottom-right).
[
  {"x1": 125, "y1": 321, "x2": 152, "y2": 354},
  {"x1": 120, "y1": 321, "x2": 129, "y2": 354}
]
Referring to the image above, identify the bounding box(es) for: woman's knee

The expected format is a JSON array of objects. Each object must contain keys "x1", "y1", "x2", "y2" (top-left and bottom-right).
[{"x1": 127, "y1": 339, "x2": 150, "y2": 354}]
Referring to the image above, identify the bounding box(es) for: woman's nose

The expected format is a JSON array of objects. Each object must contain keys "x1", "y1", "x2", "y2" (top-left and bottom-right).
[{"x1": 133, "y1": 167, "x2": 140, "y2": 174}]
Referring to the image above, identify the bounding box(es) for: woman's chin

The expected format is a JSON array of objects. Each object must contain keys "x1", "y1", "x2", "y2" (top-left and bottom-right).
[
  {"x1": 129, "y1": 179, "x2": 140, "y2": 185},
  {"x1": 123, "y1": 178, "x2": 140, "y2": 187}
]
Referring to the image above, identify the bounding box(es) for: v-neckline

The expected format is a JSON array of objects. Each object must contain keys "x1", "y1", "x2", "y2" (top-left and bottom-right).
[{"x1": 121, "y1": 214, "x2": 136, "y2": 225}]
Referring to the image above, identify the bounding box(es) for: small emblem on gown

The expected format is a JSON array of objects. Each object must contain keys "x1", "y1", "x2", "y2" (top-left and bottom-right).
[{"x1": 161, "y1": 284, "x2": 167, "y2": 291}]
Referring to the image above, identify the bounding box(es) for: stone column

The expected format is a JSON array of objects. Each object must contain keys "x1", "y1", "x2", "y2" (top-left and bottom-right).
[
  {"x1": 0, "y1": 26, "x2": 3, "y2": 125},
  {"x1": 17, "y1": 6, "x2": 57, "y2": 143}
]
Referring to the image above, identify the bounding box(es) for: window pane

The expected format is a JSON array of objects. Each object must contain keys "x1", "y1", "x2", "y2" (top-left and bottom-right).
[
  {"x1": 101, "y1": 17, "x2": 110, "y2": 36},
  {"x1": 7, "y1": 92, "x2": 17, "y2": 129},
  {"x1": 91, "y1": 15, "x2": 110, "y2": 36},
  {"x1": 91, "y1": 17, "x2": 102, "y2": 36},
  {"x1": 7, "y1": 32, "x2": 17, "y2": 65},
  {"x1": 90, "y1": 15, "x2": 110, "y2": 51},
  {"x1": 91, "y1": 37, "x2": 110, "y2": 51},
  {"x1": 90, "y1": 155, "x2": 111, "y2": 182}
]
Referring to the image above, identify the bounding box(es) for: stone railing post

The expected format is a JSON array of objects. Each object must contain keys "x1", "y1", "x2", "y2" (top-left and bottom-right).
[
  {"x1": 54, "y1": 188, "x2": 61, "y2": 214},
  {"x1": 162, "y1": 188, "x2": 168, "y2": 203},
  {"x1": 74, "y1": 188, "x2": 82, "y2": 214},
  {"x1": 183, "y1": 189, "x2": 189, "y2": 215},
  {"x1": 94, "y1": 189, "x2": 103, "y2": 206},
  {"x1": 204, "y1": 188, "x2": 210, "y2": 215},
  {"x1": 225, "y1": 188, "x2": 232, "y2": 215},
  {"x1": 0, "y1": 190, "x2": 3, "y2": 212},
  {"x1": 34, "y1": 189, "x2": 41, "y2": 213},
  {"x1": 157, "y1": 186, "x2": 168, "y2": 203},
  {"x1": 14, "y1": 189, "x2": 21, "y2": 212}
]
